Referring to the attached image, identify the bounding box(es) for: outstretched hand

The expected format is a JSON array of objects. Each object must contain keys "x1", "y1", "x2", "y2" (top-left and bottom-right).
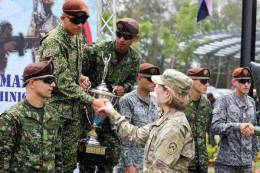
[
  {"x1": 113, "y1": 85, "x2": 125, "y2": 96},
  {"x1": 97, "y1": 100, "x2": 115, "y2": 116},
  {"x1": 91, "y1": 98, "x2": 108, "y2": 117}
]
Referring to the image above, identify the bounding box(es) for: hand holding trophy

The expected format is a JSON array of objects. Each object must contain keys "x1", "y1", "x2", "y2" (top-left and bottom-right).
[{"x1": 77, "y1": 52, "x2": 118, "y2": 167}]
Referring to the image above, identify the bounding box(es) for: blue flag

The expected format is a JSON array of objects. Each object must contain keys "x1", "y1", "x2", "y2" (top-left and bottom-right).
[{"x1": 197, "y1": 0, "x2": 212, "y2": 22}]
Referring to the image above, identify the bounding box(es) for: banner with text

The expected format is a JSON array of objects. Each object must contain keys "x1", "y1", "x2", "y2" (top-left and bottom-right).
[{"x1": 0, "y1": 0, "x2": 97, "y2": 113}]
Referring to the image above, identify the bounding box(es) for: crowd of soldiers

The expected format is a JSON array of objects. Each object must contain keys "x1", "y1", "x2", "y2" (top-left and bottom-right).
[{"x1": 0, "y1": 0, "x2": 260, "y2": 173}]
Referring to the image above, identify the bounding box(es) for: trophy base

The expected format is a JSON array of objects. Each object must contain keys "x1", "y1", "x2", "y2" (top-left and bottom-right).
[{"x1": 77, "y1": 138, "x2": 107, "y2": 166}]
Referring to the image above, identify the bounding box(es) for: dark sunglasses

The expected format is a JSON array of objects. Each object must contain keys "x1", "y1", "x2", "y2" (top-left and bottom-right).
[
  {"x1": 64, "y1": 13, "x2": 89, "y2": 25},
  {"x1": 116, "y1": 31, "x2": 134, "y2": 40},
  {"x1": 39, "y1": 77, "x2": 55, "y2": 84},
  {"x1": 69, "y1": 16, "x2": 88, "y2": 25},
  {"x1": 199, "y1": 79, "x2": 209, "y2": 85},
  {"x1": 237, "y1": 79, "x2": 252, "y2": 84},
  {"x1": 143, "y1": 77, "x2": 153, "y2": 83}
]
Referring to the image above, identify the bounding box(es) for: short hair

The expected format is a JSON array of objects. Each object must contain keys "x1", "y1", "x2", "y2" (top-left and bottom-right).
[{"x1": 163, "y1": 86, "x2": 190, "y2": 110}]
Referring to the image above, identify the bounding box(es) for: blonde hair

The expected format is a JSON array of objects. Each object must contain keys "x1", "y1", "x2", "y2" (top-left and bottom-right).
[{"x1": 163, "y1": 86, "x2": 190, "y2": 110}]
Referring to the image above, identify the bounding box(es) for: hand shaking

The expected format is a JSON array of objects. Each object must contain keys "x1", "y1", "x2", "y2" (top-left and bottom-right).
[{"x1": 240, "y1": 123, "x2": 254, "y2": 136}]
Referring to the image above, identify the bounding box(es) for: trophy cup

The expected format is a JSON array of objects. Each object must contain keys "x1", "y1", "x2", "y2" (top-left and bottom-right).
[{"x1": 77, "y1": 53, "x2": 117, "y2": 166}]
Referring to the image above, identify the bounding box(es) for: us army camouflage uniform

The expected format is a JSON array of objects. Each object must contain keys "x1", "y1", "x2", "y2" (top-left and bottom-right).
[
  {"x1": 39, "y1": 24, "x2": 94, "y2": 173},
  {"x1": 0, "y1": 99, "x2": 58, "y2": 173},
  {"x1": 212, "y1": 92, "x2": 259, "y2": 173},
  {"x1": 185, "y1": 94, "x2": 211, "y2": 173},
  {"x1": 109, "y1": 110, "x2": 194, "y2": 173},
  {"x1": 117, "y1": 90, "x2": 158, "y2": 173},
  {"x1": 81, "y1": 40, "x2": 141, "y2": 172}
]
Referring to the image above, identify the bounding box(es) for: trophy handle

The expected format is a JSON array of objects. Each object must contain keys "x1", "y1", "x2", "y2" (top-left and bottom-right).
[{"x1": 86, "y1": 81, "x2": 92, "y2": 93}]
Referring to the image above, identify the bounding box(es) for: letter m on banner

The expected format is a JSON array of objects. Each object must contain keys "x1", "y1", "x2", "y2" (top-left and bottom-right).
[{"x1": 197, "y1": 0, "x2": 212, "y2": 22}]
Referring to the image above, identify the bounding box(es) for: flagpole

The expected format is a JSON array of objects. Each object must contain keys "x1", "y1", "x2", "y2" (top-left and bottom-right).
[
  {"x1": 240, "y1": 0, "x2": 256, "y2": 97},
  {"x1": 240, "y1": 0, "x2": 256, "y2": 66}
]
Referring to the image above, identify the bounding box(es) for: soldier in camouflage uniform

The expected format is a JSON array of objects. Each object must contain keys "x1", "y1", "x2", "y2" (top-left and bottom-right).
[
  {"x1": 97, "y1": 69, "x2": 195, "y2": 173},
  {"x1": 0, "y1": 61, "x2": 57, "y2": 172},
  {"x1": 39, "y1": 0, "x2": 106, "y2": 172},
  {"x1": 185, "y1": 67, "x2": 212, "y2": 173},
  {"x1": 81, "y1": 17, "x2": 141, "y2": 173},
  {"x1": 117, "y1": 63, "x2": 160, "y2": 173},
  {"x1": 212, "y1": 67, "x2": 258, "y2": 173}
]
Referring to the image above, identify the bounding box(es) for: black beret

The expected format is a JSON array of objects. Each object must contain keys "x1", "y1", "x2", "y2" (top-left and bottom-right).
[
  {"x1": 116, "y1": 18, "x2": 139, "y2": 35},
  {"x1": 232, "y1": 67, "x2": 252, "y2": 79},
  {"x1": 23, "y1": 60, "x2": 54, "y2": 83},
  {"x1": 139, "y1": 63, "x2": 160, "y2": 77},
  {"x1": 187, "y1": 67, "x2": 210, "y2": 79}
]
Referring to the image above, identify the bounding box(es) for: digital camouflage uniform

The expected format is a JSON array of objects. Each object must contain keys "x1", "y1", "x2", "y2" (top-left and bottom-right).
[
  {"x1": 109, "y1": 110, "x2": 195, "y2": 173},
  {"x1": 0, "y1": 99, "x2": 58, "y2": 173},
  {"x1": 185, "y1": 94, "x2": 212, "y2": 173},
  {"x1": 81, "y1": 40, "x2": 141, "y2": 172},
  {"x1": 39, "y1": 24, "x2": 94, "y2": 173},
  {"x1": 212, "y1": 92, "x2": 259, "y2": 173},
  {"x1": 117, "y1": 90, "x2": 158, "y2": 173}
]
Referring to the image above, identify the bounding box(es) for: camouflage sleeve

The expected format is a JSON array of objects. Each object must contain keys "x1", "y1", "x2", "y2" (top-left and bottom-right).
[
  {"x1": 122, "y1": 54, "x2": 140, "y2": 93},
  {"x1": 110, "y1": 111, "x2": 150, "y2": 146},
  {"x1": 0, "y1": 113, "x2": 16, "y2": 172},
  {"x1": 119, "y1": 97, "x2": 135, "y2": 167},
  {"x1": 40, "y1": 40, "x2": 94, "y2": 105},
  {"x1": 82, "y1": 45, "x2": 94, "y2": 75},
  {"x1": 147, "y1": 123, "x2": 188, "y2": 172},
  {"x1": 211, "y1": 96, "x2": 240, "y2": 135}
]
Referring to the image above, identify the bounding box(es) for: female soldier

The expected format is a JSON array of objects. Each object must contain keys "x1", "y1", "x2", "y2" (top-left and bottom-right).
[{"x1": 98, "y1": 69, "x2": 195, "y2": 173}]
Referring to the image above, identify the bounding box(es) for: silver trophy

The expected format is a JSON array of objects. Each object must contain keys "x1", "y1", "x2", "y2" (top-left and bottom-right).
[{"x1": 77, "y1": 52, "x2": 117, "y2": 166}]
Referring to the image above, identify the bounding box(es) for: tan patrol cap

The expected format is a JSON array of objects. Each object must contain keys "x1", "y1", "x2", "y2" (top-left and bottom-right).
[{"x1": 152, "y1": 69, "x2": 192, "y2": 96}]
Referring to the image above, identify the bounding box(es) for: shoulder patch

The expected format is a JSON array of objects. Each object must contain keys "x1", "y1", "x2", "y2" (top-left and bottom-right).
[{"x1": 167, "y1": 142, "x2": 177, "y2": 155}]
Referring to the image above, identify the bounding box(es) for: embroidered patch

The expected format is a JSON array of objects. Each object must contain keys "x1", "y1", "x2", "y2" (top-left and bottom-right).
[
  {"x1": 203, "y1": 69, "x2": 208, "y2": 76},
  {"x1": 167, "y1": 142, "x2": 177, "y2": 155},
  {"x1": 243, "y1": 69, "x2": 249, "y2": 76}
]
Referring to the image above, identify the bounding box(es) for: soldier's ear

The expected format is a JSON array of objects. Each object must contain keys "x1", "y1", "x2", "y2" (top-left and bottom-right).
[
  {"x1": 133, "y1": 34, "x2": 140, "y2": 42},
  {"x1": 60, "y1": 16, "x2": 66, "y2": 21}
]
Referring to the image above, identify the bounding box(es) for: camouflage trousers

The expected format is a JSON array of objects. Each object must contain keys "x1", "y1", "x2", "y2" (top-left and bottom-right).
[
  {"x1": 214, "y1": 163, "x2": 251, "y2": 173},
  {"x1": 188, "y1": 152, "x2": 208, "y2": 173},
  {"x1": 46, "y1": 101, "x2": 84, "y2": 173}
]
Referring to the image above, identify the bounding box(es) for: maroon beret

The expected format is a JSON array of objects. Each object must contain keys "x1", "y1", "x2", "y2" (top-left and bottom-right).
[
  {"x1": 232, "y1": 67, "x2": 252, "y2": 79},
  {"x1": 116, "y1": 18, "x2": 139, "y2": 35},
  {"x1": 139, "y1": 63, "x2": 160, "y2": 77},
  {"x1": 187, "y1": 67, "x2": 210, "y2": 79},
  {"x1": 62, "y1": 0, "x2": 88, "y2": 16},
  {"x1": 23, "y1": 60, "x2": 54, "y2": 82}
]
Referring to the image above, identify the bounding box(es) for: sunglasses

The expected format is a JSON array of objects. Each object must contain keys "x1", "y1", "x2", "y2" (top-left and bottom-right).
[
  {"x1": 116, "y1": 31, "x2": 134, "y2": 40},
  {"x1": 143, "y1": 77, "x2": 153, "y2": 83},
  {"x1": 39, "y1": 77, "x2": 55, "y2": 84},
  {"x1": 237, "y1": 79, "x2": 252, "y2": 84},
  {"x1": 64, "y1": 13, "x2": 89, "y2": 25},
  {"x1": 199, "y1": 79, "x2": 209, "y2": 85},
  {"x1": 69, "y1": 16, "x2": 88, "y2": 25}
]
